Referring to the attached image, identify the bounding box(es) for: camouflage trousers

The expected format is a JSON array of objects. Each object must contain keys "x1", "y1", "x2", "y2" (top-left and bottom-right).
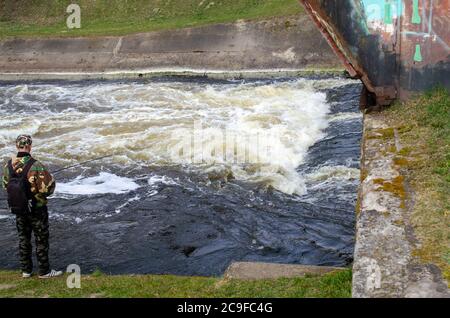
[{"x1": 15, "y1": 207, "x2": 50, "y2": 275}]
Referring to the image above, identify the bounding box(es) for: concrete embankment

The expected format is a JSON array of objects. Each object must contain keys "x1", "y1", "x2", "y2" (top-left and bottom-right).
[
  {"x1": 225, "y1": 262, "x2": 345, "y2": 280},
  {"x1": 0, "y1": 15, "x2": 340, "y2": 78},
  {"x1": 354, "y1": 112, "x2": 449, "y2": 298}
]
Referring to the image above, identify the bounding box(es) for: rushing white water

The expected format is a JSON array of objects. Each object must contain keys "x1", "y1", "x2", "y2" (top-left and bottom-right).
[
  {"x1": 0, "y1": 78, "x2": 355, "y2": 195},
  {"x1": 55, "y1": 172, "x2": 140, "y2": 195}
]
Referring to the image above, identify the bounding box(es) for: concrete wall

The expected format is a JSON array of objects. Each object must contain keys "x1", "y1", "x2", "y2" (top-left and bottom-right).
[
  {"x1": 354, "y1": 113, "x2": 449, "y2": 297},
  {"x1": 0, "y1": 15, "x2": 340, "y2": 74}
]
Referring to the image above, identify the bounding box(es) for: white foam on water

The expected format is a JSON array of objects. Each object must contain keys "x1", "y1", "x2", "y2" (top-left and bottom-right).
[
  {"x1": 0, "y1": 78, "x2": 355, "y2": 195},
  {"x1": 306, "y1": 165, "x2": 360, "y2": 182},
  {"x1": 114, "y1": 194, "x2": 141, "y2": 214},
  {"x1": 55, "y1": 172, "x2": 140, "y2": 195},
  {"x1": 148, "y1": 175, "x2": 179, "y2": 186},
  {"x1": 328, "y1": 112, "x2": 362, "y2": 122}
]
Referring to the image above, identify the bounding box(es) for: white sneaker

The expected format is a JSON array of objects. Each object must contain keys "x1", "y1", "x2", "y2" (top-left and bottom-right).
[
  {"x1": 22, "y1": 272, "x2": 32, "y2": 278},
  {"x1": 39, "y1": 269, "x2": 63, "y2": 279}
]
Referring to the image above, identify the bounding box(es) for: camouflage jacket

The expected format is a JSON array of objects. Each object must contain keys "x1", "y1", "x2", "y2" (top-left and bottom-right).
[{"x1": 2, "y1": 153, "x2": 55, "y2": 208}]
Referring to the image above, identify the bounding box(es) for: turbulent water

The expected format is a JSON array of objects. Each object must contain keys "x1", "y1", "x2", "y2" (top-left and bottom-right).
[{"x1": 0, "y1": 77, "x2": 362, "y2": 275}]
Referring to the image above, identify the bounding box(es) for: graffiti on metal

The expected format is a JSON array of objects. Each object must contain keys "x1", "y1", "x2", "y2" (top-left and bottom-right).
[
  {"x1": 360, "y1": 0, "x2": 449, "y2": 62},
  {"x1": 300, "y1": 0, "x2": 450, "y2": 105}
]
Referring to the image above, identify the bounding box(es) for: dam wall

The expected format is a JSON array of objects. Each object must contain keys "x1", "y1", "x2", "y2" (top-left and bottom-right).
[{"x1": 0, "y1": 15, "x2": 340, "y2": 76}]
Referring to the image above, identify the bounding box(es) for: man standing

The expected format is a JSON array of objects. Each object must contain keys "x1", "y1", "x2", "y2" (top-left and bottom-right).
[{"x1": 2, "y1": 135, "x2": 62, "y2": 278}]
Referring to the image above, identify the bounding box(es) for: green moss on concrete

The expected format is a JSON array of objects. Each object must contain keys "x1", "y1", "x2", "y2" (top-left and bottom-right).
[
  {"x1": 397, "y1": 147, "x2": 412, "y2": 156},
  {"x1": 366, "y1": 127, "x2": 395, "y2": 140},
  {"x1": 393, "y1": 157, "x2": 409, "y2": 167},
  {"x1": 385, "y1": 88, "x2": 450, "y2": 282},
  {"x1": 355, "y1": 194, "x2": 362, "y2": 215},
  {"x1": 373, "y1": 176, "x2": 405, "y2": 196},
  {"x1": 387, "y1": 145, "x2": 397, "y2": 153},
  {"x1": 373, "y1": 176, "x2": 407, "y2": 209}
]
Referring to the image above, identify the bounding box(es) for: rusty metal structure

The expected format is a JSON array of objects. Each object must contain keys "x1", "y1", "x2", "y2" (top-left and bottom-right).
[{"x1": 300, "y1": 0, "x2": 449, "y2": 107}]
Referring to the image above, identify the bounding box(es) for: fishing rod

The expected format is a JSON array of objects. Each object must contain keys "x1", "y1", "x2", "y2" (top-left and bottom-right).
[{"x1": 51, "y1": 154, "x2": 118, "y2": 175}]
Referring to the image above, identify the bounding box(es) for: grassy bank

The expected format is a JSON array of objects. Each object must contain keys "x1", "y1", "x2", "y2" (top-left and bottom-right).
[
  {"x1": 0, "y1": 0, "x2": 304, "y2": 39},
  {"x1": 0, "y1": 269, "x2": 352, "y2": 298},
  {"x1": 385, "y1": 88, "x2": 450, "y2": 281}
]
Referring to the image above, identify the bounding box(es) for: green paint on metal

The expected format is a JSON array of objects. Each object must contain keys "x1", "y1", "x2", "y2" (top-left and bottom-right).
[
  {"x1": 384, "y1": 2, "x2": 392, "y2": 24},
  {"x1": 414, "y1": 44, "x2": 423, "y2": 62},
  {"x1": 412, "y1": 0, "x2": 421, "y2": 24}
]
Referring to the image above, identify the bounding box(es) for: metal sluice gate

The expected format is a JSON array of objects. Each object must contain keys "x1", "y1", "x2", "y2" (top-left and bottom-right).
[{"x1": 300, "y1": 0, "x2": 449, "y2": 108}]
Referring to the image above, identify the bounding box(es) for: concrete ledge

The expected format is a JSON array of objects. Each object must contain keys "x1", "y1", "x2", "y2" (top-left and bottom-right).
[
  {"x1": 0, "y1": 68, "x2": 345, "y2": 82},
  {"x1": 224, "y1": 262, "x2": 345, "y2": 280}
]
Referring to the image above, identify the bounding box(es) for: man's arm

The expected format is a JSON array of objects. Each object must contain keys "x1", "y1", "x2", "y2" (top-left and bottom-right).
[
  {"x1": 2, "y1": 162, "x2": 9, "y2": 189},
  {"x1": 28, "y1": 160, "x2": 55, "y2": 207}
]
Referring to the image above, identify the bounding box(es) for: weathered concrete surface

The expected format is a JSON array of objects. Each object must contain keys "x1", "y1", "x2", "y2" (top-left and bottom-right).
[
  {"x1": 0, "y1": 68, "x2": 345, "y2": 82},
  {"x1": 224, "y1": 262, "x2": 344, "y2": 280},
  {"x1": 0, "y1": 15, "x2": 340, "y2": 74},
  {"x1": 353, "y1": 112, "x2": 449, "y2": 298}
]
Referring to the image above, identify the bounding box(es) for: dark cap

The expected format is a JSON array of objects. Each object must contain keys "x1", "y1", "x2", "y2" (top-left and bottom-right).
[{"x1": 16, "y1": 134, "x2": 33, "y2": 148}]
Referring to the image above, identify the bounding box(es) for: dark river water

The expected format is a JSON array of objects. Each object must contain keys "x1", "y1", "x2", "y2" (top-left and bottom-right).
[{"x1": 0, "y1": 76, "x2": 362, "y2": 276}]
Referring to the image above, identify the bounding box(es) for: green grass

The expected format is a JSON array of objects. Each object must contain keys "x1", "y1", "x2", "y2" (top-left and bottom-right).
[
  {"x1": 0, "y1": 269, "x2": 352, "y2": 298},
  {"x1": 0, "y1": 0, "x2": 304, "y2": 39},
  {"x1": 385, "y1": 88, "x2": 450, "y2": 281}
]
